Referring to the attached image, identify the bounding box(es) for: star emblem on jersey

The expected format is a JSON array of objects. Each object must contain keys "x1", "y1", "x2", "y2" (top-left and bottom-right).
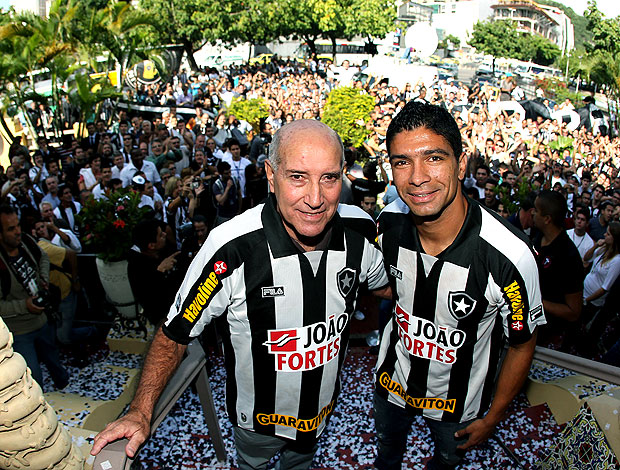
[
  {"x1": 337, "y1": 268, "x2": 356, "y2": 298},
  {"x1": 214, "y1": 261, "x2": 227, "y2": 274},
  {"x1": 511, "y1": 321, "x2": 524, "y2": 331},
  {"x1": 447, "y1": 292, "x2": 477, "y2": 320}
]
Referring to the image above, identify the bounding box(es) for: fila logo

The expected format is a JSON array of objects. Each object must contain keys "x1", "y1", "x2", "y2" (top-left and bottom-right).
[
  {"x1": 262, "y1": 286, "x2": 285, "y2": 298},
  {"x1": 390, "y1": 265, "x2": 403, "y2": 280}
]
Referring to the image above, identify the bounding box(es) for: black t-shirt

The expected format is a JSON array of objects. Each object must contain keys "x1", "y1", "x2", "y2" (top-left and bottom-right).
[{"x1": 534, "y1": 231, "x2": 584, "y2": 304}]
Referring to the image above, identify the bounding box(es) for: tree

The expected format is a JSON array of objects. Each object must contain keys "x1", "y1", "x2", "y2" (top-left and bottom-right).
[
  {"x1": 517, "y1": 33, "x2": 560, "y2": 66},
  {"x1": 280, "y1": 0, "x2": 396, "y2": 60},
  {"x1": 322, "y1": 87, "x2": 374, "y2": 147},
  {"x1": 468, "y1": 20, "x2": 519, "y2": 72},
  {"x1": 139, "y1": 0, "x2": 239, "y2": 71},
  {"x1": 227, "y1": 0, "x2": 285, "y2": 61},
  {"x1": 78, "y1": 1, "x2": 155, "y2": 90}
]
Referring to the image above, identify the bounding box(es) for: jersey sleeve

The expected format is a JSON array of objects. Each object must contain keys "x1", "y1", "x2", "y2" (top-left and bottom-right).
[
  {"x1": 162, "y1": 232, "x2": 236, "y2": 344},
  {"x1": 498, "y1": 245, "x2": 546, "y2": 345},
  {"x1": 361, "y1": 240, "x2": 389, "y2": 291}
]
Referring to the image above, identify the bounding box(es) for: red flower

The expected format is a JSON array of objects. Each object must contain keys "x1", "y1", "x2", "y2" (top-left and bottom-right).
[
  {"x1": 117, "y1": 205, "x2": 125, "y2": 211},
  {"x1": 113, "y1": 220, "x2": 126, "y2": 229}
]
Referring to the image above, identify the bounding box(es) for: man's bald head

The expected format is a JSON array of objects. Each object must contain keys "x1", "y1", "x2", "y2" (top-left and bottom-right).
[{"x1": 268, "y1": 120, "x2": 344, "y2": 172}]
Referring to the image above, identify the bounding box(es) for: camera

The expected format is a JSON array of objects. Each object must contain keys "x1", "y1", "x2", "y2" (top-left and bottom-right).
[
  {"x1": 177, "y1": 222, "x2": 194, "y2": 241},
  {"x1": 33, "y1": 289, "x2": 52, "y2": 310},
  {"x1": 191, "y1": 177, "x2": 202, "y2": 190}
]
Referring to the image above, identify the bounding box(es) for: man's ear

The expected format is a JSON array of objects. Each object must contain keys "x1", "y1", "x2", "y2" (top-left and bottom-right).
[{"x1": 265, "y1": 160, "x2": 275, "y2": 193}]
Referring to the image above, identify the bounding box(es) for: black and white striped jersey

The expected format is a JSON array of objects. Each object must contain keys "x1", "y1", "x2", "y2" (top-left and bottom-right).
[
  {"x1": 163, "y1": 194, "x2": 388, "y2": 445},
  {"x1": 375, "y1": 197, "x2": 545, "y2": 423}
]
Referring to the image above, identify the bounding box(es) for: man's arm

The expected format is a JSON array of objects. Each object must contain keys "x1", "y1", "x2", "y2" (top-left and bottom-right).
[
  {"x1": 91, "y1": 328, "x2": 187, "y2": 457},
  {"x1": 543, "y1": 291, "x2": 582, "y2": 322},
  {"x1": 455, "y1": 331, "x2": 537, "y2": 449}
]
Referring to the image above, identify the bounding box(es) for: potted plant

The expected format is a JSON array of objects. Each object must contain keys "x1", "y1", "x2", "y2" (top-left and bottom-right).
[{"x1": 77, "y1": 189, "x2": 149, "y2": 318}]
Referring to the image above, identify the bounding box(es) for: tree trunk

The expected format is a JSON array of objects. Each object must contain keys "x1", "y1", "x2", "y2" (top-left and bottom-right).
[
  {"x1": 330, "y1": 35, "x2": 337, "y2": 63},
  {"x1": 492, "y1": 57, "x2": 496, "y2": 74},
  {"x1": 183, "y1": 41, "x2": 199, "y2": 72},
  {"x1": 305, "y1": 36, "x2": 317, "y2": 59},
  {"x1": 0, "y1": 114, "x2": 15, "y2": 144}
]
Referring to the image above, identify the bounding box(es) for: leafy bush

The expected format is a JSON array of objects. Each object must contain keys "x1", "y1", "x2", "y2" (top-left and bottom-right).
[
  {"x1": 227, "y1": 97, "x2": 269, "y2": 133},
  {"x1": 77, "y1": 189, "x2": 149, "y2": 262},
  {"x1": 322, "y1": 87, "x2": 375, "y2": 147},
  {"x1": 535, "y1": 77, "x2": 583, "y2": 107}
]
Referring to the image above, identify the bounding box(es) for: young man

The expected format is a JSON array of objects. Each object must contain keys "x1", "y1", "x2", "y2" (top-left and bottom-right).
[
  {"x1": 374, "y1": 102, "x2": 544, "y2": 470},
  {"x1": 532, "y1": 191, "x2": 584, "y2": 347},
  {"x1": 567, "y1": 207, "x2": 595, "y2": 262},
  {"x1": 92, "y1": 120, "x2": 390, "y2": 469}
]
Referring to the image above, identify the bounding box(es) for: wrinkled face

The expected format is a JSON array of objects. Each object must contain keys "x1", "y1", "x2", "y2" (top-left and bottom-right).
[
  {"x1": 151, "y1": 141, "x2": 163, "y2": 156},
  {"x1": 265, "y1": 127, "x2": 342, "y2": 247},
  {"x1": 40, "y1": 204, "x2": 54, "y2": 221},
  {"x1": 45, "y1": 177, "x2": 58, "y2": 193},
  {"x1": 389, "y1": 127, "x2": 466, "y2": 220},
  {"x1": 194, "y1": 150, "x2": 205, "y2": 165},
  {"x1": 102, "y1": 143, "x2": 112, "y2": 155}
]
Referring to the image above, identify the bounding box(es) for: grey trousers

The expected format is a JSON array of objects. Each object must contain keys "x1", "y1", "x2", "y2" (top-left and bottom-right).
[{"x1": 233, "y1": 427, "x2": 318, "y2": 470}]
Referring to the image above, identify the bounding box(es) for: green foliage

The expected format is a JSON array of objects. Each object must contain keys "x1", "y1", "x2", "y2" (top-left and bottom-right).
[
  {"x1": 468, "y1": 20, "x2": 519, "y2": 67},
  {"x1": 280, "y1": 0, "x2": 396, "y2": 57},
  {"x1": 322, "y1": 87, "x2": 374, "y2": 147},
  {"x1": 534, "y1": 77, "x2": 583, "y2": 107},
  {"x1": 227, "y1": 97, "x2": 269, "y2": 133},
  {"x1": 77, "y1": 189, "x2": 149, "y2": 262},
  {"x1": 517, "y1": 33, "x2": 560, "y2": 66},
  {"x1": 469, "y1": 20, "x2": 560, "y2": 67},
  {"x1": 439, "y1": 34, "x2": 460, "y2": 51},
  {"x1": 549, "y1": 136, "x2": 575, "y2": 154}
]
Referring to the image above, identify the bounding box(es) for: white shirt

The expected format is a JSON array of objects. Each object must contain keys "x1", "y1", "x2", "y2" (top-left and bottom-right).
[
  {"x1": 222, "y1": 156, "x2": 251, "y2": 197},
  {"x1": 567, "y1": 229, "x2": 594, "y2": 260},
  {"x1": 51, "y1": 229, "x2": 82, "y2": 253},
  {"x1": 120, "y1": 160, "x2": 161, "y2": 187},
  {"x1": 53, "y1": 201, "x2": 82, "y2": 233},
  {"x1": 584, "y1": 252, "x2": 620, "y2": 306}
]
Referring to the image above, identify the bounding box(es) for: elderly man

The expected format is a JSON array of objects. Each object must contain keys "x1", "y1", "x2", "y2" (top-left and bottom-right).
[{"x1": 91, "y1": 120, "x2": 390, "y2": 469}]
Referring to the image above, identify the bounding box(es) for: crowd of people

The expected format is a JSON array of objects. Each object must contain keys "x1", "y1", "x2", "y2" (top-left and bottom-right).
[{"x1": 1, "y1": 54, "x2": 619, "y2": 467}]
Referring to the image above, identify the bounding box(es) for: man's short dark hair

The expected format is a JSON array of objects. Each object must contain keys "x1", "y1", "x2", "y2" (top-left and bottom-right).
[
  {"x1": 520, "y1": 191, "x2": 538, "y2": 212},
  {"x1": 192, "y1": 215, "x2": 207, "y2": 225},
  {"x1": 574, "y1": 206, "x2": 590, "y2": 221},
  {"x1": 0, "y1": 205, "x2": 17, "y2": 218},
  {"x1": 217, "y1": 160, "x2": 231, "y2": 174},
  {"x1": 133, "y1": 219, "x2": 161, "y2": 251},
  {"x1": 537, "y1": 190, "x2": 567, "y2": 228},
  {"x1": 387, "y1": 102, "x2": 462, "y2": 159}
]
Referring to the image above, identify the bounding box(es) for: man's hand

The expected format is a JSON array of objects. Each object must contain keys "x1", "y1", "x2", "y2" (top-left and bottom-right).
[
  {"x1": 90, "y1": 409, "x2": 150, "y2": 458},
  {"x1": 26, "y1": 297, "x2": 45, "y2": 314},
  {"x1": 157, "y1": 251, "x2": 180, "y2": 273},
  {"x1": 454, "y1": 416, "x2": 497, "y2": 450}
]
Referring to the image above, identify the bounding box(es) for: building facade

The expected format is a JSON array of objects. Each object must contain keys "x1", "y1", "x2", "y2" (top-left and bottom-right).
[{"x1": 491, "y1": 0, "x2": 574, "y2": 54}]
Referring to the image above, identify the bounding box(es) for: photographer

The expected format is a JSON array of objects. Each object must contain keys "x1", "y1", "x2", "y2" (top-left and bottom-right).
[
  {"x1": 212, "y1": 160, "x2": 241, "y2": 226},
  {"x1": 0, "y1": 205, "x2": 69, "y2": 388},
  {"x1": 165, "y1": 174, "x2": 197, "y2": 248},
  {"x1": 249, "y1": 120, "x2": 274, "y2": 161}
]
